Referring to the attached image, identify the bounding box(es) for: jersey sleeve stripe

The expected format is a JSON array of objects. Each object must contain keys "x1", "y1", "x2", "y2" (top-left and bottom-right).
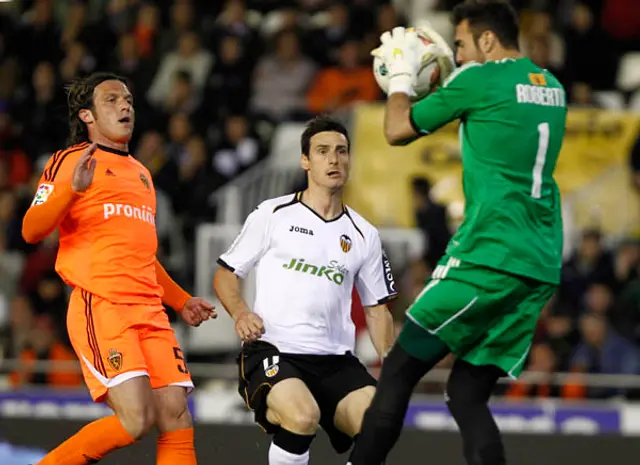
[
  {"x1": 43, "y1": 150, "x2": 62, "y2": 182},
  {"x1": 443, "y1": 61, "x2": 481, "y2": 88},
  {"x1": 377, "y1": 294, "x2": 398, "y2": 305},
  {"x1": 217, "y1": 258, "x2": 236, "y2": 273},
  {"x1": 82, "y1": 290, "x2": 108, "y2": 378},
  {"x1": 45, "y1": 143, "x2": 89, "y2": 182}
]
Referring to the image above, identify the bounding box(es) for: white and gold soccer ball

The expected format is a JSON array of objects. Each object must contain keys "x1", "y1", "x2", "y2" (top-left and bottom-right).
[{"x1": 373, "y1": 26, "x2": 455, "y2": 100}]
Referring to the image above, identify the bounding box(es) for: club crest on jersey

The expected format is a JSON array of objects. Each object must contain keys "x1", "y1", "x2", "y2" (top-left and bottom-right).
[
  {"x1": 139, "y1": 173, "x2": 150, "y2": 190},
  {"x1": 340, "y1": 234, "x2": 352, "y2": 253},
  {"x1": 107, "y1": 349, "x2": 123, "y2": 372},
  {"x1": 263, "y1": 356, "x2": 279, "y2": 378}
]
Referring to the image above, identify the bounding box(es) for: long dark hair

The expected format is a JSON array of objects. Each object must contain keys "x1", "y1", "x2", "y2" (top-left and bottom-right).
[{"x1": 65, "y1": 72, "x2": 128, "y2": 145}]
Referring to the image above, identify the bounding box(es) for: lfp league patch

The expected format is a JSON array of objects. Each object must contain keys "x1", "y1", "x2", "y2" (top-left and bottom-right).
[{"x1": 32, "y1": 183, "x2": 54, "y2": 206}]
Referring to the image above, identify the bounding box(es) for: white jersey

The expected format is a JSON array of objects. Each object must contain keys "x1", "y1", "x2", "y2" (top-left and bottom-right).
[{"x1": 218, "y1": 192, "x2": 397, "y2": 355}]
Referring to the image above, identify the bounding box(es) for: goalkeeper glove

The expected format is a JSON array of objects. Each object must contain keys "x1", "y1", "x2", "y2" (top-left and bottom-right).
[{"x1": 372, "y1": 27, "x2": 421, "y2": 96}]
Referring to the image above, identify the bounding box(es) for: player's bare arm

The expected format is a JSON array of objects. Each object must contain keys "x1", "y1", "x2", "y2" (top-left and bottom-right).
[
  {"x1": 363, "y1": 303, "x2": 395, "y2": 360},
  {"x1": 384, "y1": 93, "x2": 419, "y2": 146},
  {"x1": 213, "y1": 267, "x2": 264, "y2": 341},
  {"x1": 155, "y1": 259, "x2": 216, "y2": 326}
]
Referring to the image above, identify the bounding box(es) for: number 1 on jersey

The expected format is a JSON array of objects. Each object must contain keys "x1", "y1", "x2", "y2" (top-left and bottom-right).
[{"x1": 531, "y1": 122, "x2": 549, "y2": 199}]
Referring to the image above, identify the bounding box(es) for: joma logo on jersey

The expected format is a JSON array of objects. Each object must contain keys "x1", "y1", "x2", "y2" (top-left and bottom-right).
[
  {"x1": 283, "y1": 258, "x2": 348, "y2": 285},
  {"x1": 289, "y1": 225, "x2": 314, "y2": 235},
  {"x1": 103, "y1": 203, "x2": 155, "y2": 225}
]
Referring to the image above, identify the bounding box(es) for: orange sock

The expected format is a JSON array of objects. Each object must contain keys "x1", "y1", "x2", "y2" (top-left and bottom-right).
[
  {"x1": 37, "y1": 415, "x2": 135, "y2": 464},
  {"x1": 157, "y1": 427, "x2": 196, "y2": 465}
]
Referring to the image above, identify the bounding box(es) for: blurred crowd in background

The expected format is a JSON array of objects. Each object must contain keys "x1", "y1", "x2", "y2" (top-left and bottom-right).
[{"x1": 0, "y1": 0, "x2": 639, "y2": 399}]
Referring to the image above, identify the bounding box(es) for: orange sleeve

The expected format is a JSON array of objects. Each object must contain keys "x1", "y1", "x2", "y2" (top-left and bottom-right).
[
  {"x1": 22, "y1": 146, "x2": 84, "y2": 244},
  {"x1": 155, "y1": 259, "x2": 192, "y2": 311}
]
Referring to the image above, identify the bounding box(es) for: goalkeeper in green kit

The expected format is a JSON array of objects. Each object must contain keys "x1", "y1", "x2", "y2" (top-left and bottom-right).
[{"x1": 347, "y1": 1, "x2": 567, "y2": 465}]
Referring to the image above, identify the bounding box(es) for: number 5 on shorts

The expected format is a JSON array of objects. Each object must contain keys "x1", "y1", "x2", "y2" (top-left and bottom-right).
[{"x1": 173, "y1": 347, "x2": 189, "y2": 374}]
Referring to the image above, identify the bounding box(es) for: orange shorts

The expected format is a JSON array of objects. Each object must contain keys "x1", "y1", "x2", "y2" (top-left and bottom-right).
[{"x1": 67, "y1": 288, "x2": 193, "y2": 402}]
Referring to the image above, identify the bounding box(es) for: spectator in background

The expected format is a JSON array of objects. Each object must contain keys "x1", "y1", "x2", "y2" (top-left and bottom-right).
[
  {"x1": 559, "y1": 229, "x2": 616, "y2": 318},
  {"x1": 0, "y1": 295, "x2": 34, "y2": 361},
  {"x1": 207, "y1": 34, "x2": 253, "y2": 119},
  {"x1": 250, "y1": 28, "x2": 316, "y2": 123},
  {"x1": 210, "y1": 0, "x2": 259, "y2": 62},
  {"x1": 211, "y1": 114, "x2": 263, "y2": 186},
  {"x1": 159, "y1": 1, "x2": 200, "y2": 56},
  {"x1": 158, "y1": 70, "x2": 203, "y2": 120},
  {"x1": 307, "y1": 38, "x2": 379, "y2": 115},
  {"x1": 307, "y1": 2, "x2": 351, "y2": 66},
  {"x1": 570, "y1": 81, "x2": 599, "y2": 107},
  {"x1": 29, "y1": 270, "x2": 68, "y2": 346},
  {"x1": 506, "y1": 342, "x2": 566, "y2": 398},
  {"x1": 135, "y1": 130, "x2": 179, "y2": 201},
  {"x1": 409, "y1": 177, "x2": 451, "y2": 267},
  {"x1": 132, "y1": 2, "x2": 160, "y2": 59},
  {"x1": 15, "y1": 61, "x2": 66, "y2": 161},
  {"x1": 166, "y1": 112, "x2": 195, "y2": 163},
  {"x1": 0, "y1": 109, "x2": 31, "y2": 189},
  {"x1": 15, "y1": 0, "x2": 61, "y2": 74},
  {"x1": 9, "y1": 314, "x2": 81, "y2": 389},
  {"x1": 58, "y1": 41, "x2": 97, "y2": 83},
  {"x1": 563, "y1": 2, "x2": 618, "y2": 90},
  {"x1": 111, "y1": 32, "x2": 155, "y2": 99},
  {"x1": 0, "y1": 188, "x2": 23, "y2": 252},
  {"x1": 147, "y1": 32, "x2": 213, "y2": 109},
  {"x1": 567, "y1": 312, "x2": 640, "y2": 398},
  {"x1": 176, "y1": 136, "x2": 217, "y2": 242}
]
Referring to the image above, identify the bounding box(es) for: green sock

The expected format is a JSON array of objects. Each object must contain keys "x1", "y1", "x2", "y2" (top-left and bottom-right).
[{"x1": 397, "y1": 318, "x2": 450, "y2": 362}]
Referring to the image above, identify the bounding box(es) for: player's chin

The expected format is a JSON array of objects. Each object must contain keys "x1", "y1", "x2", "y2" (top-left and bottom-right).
[{"x1": 324, "y1": 176, "x2": 346, "y2": 189}]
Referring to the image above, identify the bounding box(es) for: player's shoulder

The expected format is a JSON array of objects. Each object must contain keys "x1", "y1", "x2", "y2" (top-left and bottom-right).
[
  {"x1": 41, "y1": 142, "x2": 91, "y2": 182},
  {"x1": 343, "y1": 206, "x2": 379, "y2": 241},
  {"x1": 254, "y1": 192, "x2": 301, "y2": 216},
  {"x1": 442, "y1": 61, "x2": 486, "y2": 88}
]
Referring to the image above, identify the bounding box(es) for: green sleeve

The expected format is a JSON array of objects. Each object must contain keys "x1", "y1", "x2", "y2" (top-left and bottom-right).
[{"x1": 410, "y1": 62, "x2": 487, "y2": 134}]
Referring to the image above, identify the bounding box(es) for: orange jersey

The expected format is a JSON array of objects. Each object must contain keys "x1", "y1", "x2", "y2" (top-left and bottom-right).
[{"x1": 23, "y1": 143, "x2": 167, "y2": 305}]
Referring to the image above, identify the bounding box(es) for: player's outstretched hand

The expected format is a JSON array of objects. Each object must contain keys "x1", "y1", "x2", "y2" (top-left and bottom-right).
[
  {"x1": 72, "y1": 142, "x2": 98, "y2": 192},
  {"x1": 234, "y1": 311, "x2": 265, "y2": 342},
  {"x1": 180, "y1": 297, "x2": 217, "y2": 327}
]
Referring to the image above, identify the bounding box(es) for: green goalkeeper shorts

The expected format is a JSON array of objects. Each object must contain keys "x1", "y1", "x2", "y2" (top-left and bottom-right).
[{"x1": 406, "y1": 255, "x2": 556, "y2": 378}]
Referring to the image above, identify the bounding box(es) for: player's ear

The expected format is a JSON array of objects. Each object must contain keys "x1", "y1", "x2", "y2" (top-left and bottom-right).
[
  {"x1": 300, "y1": 153, "x2": 310, "y2": 171},
  {"x1": 79, "y1": 108, "x2": 94, "y2": 124},
  {"x1": 478, "y1": 31, "x2": 495, "y2": 55}
]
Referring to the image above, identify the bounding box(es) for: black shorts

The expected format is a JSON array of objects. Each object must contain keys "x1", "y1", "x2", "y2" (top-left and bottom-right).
[{"x1": 237, "y1": 340, "x2": 376, "y2": 454}]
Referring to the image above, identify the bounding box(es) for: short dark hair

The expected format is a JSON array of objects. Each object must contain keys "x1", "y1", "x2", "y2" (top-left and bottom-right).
[
  {"x1": 452, "y1": 0, "x2": 520, "y2": 51},
  {"x1": 300, "y1": 116, "x2": 350, "y2": 156},
  {"x1": 65, "y1": 72, "x2": 128, "y2": 145}
]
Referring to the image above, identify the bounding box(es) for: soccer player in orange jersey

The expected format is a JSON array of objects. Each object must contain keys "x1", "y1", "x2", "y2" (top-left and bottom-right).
[{"x1": 22, "y1": 72, "x2": 215, "y2": 465}]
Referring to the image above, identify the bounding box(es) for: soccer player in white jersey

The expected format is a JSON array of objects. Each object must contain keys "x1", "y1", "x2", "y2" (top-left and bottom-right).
[{"x1": 214, "y1": 116, "x2": 398, "y2": 465}]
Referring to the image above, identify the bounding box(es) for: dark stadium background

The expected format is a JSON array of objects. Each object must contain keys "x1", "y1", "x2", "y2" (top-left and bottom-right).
[{"x1": 0, "y1": 0, "x2": 640, "y2": 463}]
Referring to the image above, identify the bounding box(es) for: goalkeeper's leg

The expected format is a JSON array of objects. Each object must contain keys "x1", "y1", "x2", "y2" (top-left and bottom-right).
[
  {"x1": 347, "y1": 319, "x2": 450, "y2": 464},
  {"x1": 446, "y1": 359, "x2": 505, "y2": 465}
]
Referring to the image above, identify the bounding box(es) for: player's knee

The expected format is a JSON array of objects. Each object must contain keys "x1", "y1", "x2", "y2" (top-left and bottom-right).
[
  {"x1": 116, "y1": 401, "x2": 156, "y2": 439},
  {"x1": 446, "y1": 360, "x2": 502, "y2": 412},
  {"x1": 277, "y1": 403, "x2": 320, "y2": 435},
  {"x1": 155, "y1": 388, "x2": 192, "y2": 433}
]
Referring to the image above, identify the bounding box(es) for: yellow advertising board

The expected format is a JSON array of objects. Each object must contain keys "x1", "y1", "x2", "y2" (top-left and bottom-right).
[{"x1": 346, "y1": 103, "x2": 640, "y2": 237}]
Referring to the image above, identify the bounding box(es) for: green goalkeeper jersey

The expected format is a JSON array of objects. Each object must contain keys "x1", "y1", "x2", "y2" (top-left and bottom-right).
[{"x1": 410, "y1": 57, "x2": 567, "y2": 284}]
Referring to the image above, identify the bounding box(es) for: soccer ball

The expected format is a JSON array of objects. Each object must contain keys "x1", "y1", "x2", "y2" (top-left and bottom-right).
[{"x1": 373, "y1": 27, "x2": 455, "y2": 100}]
